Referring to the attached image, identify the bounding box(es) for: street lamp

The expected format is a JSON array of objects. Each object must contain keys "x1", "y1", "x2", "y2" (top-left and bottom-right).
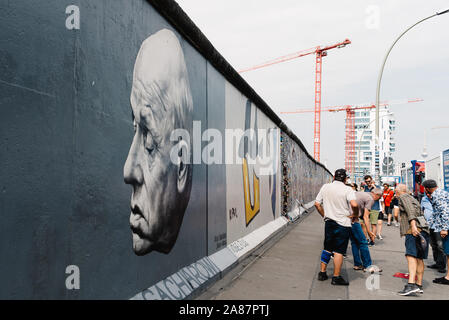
[{"x1": 375, "y1": 8, "x2": 449, "y2": 182}]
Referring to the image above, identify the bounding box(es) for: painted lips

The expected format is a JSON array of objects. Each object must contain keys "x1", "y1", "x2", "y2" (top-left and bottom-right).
[{"x1": 130, "y1": 204, "x2": 145, "y2": 237}]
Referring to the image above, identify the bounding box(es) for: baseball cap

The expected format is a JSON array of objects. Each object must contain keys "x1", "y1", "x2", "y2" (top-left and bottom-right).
[
  {"x1": 422, "y1": 179, "x2": 437, "y2": 189},
  {"x1": 334, "y1": 169, "x2": 347, "y2": 180}
]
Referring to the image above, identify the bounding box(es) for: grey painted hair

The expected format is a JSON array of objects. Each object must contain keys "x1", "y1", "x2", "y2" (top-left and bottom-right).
[{"x1": 371, "y1": 188, "x2": 383, "y2": 196}]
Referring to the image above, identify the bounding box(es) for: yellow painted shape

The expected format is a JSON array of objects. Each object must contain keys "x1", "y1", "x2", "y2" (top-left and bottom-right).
[{"x1": 243, "y1": 158, "x2": 260, "y2": 226}]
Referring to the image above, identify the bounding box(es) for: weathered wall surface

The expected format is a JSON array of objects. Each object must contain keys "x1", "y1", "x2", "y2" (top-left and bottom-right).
[
  {"x1": 281, "y1": 132, "x2": 332, "y2": 215},
  {"x1": 0, "y1": 0, "x2": 331, "y2": 299}
]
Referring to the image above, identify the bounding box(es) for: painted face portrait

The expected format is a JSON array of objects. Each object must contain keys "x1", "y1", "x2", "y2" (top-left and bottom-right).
[{"x1": 124, "y1": 29, "x2": 193, "y2": 255}]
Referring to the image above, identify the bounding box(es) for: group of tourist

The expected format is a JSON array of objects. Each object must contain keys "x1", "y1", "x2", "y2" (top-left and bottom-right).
[{"x1": 314, "y1": 169, "x2": 449, "y2": 296}]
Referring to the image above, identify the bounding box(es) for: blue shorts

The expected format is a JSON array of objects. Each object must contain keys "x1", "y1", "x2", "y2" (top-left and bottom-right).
[
  {"x1": 405, "y1": 231, "x2": 430, "y2": 259},
  {"x1": 324, "y1": 219, "x2": 351, "y2": 255},
  {"x1": 443, "y1": 236, "x2": 449, "y2": 255}
]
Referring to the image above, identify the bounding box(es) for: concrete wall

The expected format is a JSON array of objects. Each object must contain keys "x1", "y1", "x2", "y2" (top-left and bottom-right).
[
  {"x1": 0, "y1": 0, "x2": 331, "y2": 299},
  {"x1": 281, "y1": 132, "x2": 332, "y2": 216}
]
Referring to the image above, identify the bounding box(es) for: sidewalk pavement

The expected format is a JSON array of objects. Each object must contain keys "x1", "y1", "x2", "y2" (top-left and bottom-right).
[{"x1": 197, "y1": 209, "x2": 449, "y2": 300}]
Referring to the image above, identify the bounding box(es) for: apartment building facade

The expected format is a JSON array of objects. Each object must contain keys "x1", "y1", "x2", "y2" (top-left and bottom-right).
[{"x1": 352, "y1": 106, "x2": 396, "y2": 182}]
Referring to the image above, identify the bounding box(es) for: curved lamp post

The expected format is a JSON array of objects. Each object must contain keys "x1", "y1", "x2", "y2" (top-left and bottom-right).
[{"x1": 375, "y1": 9, "x2": 449, "y2": 182}]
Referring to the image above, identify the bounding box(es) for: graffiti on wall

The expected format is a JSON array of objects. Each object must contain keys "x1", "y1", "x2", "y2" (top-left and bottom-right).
[
  {"x1": 280, "y1": 132, "x2": 331, "y2": 215},
  {"x1": 0, "y1": 0, "x2": 334, "y2": 299},
  {"x1": 241, "y1": 100, "x2": 261, "y2": 226},
  {"x1": 124, "y1": 29, "x2": 193, "y2": 255},
  {"x1": 225, "y1": 85, "x2": 281, "y2": 243},
  {"x1": 268, "y1": 127, "x2": 278, "y2": 218},
  {"x1": 239, "y1": 100, "x2": 280, "y2": 226}
]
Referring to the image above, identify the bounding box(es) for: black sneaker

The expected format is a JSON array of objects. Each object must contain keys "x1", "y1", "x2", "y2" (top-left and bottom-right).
[
  {"x1": 398, "y1": 283, "x2": 420, "y2": 296},
  {"x1": 428, "y1": 264, "x2": 439, "y2": 269},
  {"x1": 318, "y1": 272, "x2": 328, "y2": 281},
  {"x1": 433, "y1": 277, "x2": 449, "y2": 285},
  {"x1": 417, "y1": 284, "x2": 424, "y2": 294},
  {"x1": 438, "y1": 268, "x2": 447, "y2": 274},
  {"x1": 368, "y1": 241, "x2": 375, "y2": 247},
  {"x1": 331, "y1": 276, "x2": 349, "y2": 286}
]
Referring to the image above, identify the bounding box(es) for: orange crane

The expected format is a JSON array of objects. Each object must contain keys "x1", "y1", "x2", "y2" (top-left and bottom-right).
[
  {"x1": 281, "y1": 98, "x2": 424, "y2": 177},
  {"x1": 238, "y1": 39, "x2": 351, "y2": 161}
]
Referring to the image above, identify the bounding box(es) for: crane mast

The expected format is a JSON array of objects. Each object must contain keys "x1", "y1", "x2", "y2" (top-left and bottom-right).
[{"x1": 239, "y1": 39, "x2": 351, "y2": 161}]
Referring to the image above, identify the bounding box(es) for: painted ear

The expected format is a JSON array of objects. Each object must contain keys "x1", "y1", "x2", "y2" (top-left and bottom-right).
[{"x1": 176, "y1": 138, "x2": 189, "y2": 193}]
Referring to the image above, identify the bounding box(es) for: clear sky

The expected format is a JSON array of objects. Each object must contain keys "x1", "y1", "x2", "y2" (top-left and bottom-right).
[{"x1": 175, "y1": 0, "x2": 449, "y2": 173}]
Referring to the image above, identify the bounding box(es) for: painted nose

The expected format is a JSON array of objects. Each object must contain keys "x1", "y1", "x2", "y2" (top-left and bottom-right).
[{"x1": 124, "y1": 135, "x2": 144, "y2": 185}]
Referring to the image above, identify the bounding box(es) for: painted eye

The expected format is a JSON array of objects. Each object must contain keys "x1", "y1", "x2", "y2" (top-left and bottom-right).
[{"x1": 143, "y1": 130, "x2": 155, "y2": 154}]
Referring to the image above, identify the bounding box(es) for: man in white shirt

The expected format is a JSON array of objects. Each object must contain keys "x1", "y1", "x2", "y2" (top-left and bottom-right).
[{"x1": 315, "y1": 169, "x2": 358, "y2": 285}]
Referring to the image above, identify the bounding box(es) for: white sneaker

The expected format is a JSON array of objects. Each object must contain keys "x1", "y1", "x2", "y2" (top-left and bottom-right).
[
  {"x1": 378, "y1": 235, "x2": 383, "y2": 240},
  {"x1": 364, "y1": 265, "x2": 383, "y2": 273},
  {"x1": 394, "y1": 222, "x2": 399, "y2": 227}
]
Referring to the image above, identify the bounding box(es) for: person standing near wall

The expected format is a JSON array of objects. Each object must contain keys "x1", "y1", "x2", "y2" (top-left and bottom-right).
[
  {"x1": 391, "y1": 183, "x2": 401, "y2": 227},
  {"x1": 363, "y1": 175, "x2": 381, "y2": 245},
  {"x1": 315, "y1": 169, "x2": 358, "y2": 286},
  {"x1": 395, "y1": 184, "x2": 430, "y2": 296},
  {"x1": 383, "y1": 183, "x2": 395, "y2": 226},
  {"x1": 348, "y1": 187, "x2": 383, "y2": 273},
  {"x1": 422, "y1": 179, "x2": 449, "y2": 285},
  {"x1": 421, "y1": 191, "x2": 446, "y2": 274}
]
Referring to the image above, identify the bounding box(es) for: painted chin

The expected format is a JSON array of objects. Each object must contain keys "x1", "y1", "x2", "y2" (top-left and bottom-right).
[
  {"x1": 129, "y1": 210, "x2": 168, "y2": 255},
  {"x1": 132, "y1": 232, "x2": 153, "y2": 255},
  {"x1": 130, "y1": 211, "x2": 153, "y2": 255}
]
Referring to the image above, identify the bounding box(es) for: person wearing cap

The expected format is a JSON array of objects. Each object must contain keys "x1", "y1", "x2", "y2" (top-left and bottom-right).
[
  {"x1": 395, "y1": 184, "x2": 430, "y2": 296},
  {"x1": 315, "y1": 169, "x2": 358, "y2": 286},
  {"x1": 422, "y1": 179, "x2": 449, "y2": 285}
]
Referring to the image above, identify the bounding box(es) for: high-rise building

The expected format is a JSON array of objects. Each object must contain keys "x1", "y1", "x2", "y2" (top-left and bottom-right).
[{"x1": 353, "y1": 106, "x2": 396, "y2": 182}]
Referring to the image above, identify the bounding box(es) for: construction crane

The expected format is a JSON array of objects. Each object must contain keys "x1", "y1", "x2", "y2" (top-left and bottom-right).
[
  {"x1": 238, "y1": 39, "x2": 351, "y2": 161},
  {"x1": 280, "y1": 98, "x2": 424, "y2": 177}
]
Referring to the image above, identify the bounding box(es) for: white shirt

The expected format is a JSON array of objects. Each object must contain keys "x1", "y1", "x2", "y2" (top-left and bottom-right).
[{"x1": 315, "y1": 181, "x2": 356, "y2": 227}]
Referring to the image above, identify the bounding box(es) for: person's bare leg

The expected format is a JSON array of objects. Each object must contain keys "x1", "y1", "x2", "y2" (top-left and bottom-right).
[
  {"x1": 394, "y1": 207, "x2": 399, "y2": 223},
  {"x1": 378, "y1": 219, "x2": 383, "y2": 237},
  {"x1": 372, "y1": 224, "x2": 377, "y2": 239},
  {"x1": 320, "y1": 261, "x2": 327, "y2": 273},
  {"x1": 333, "y1": 253, "x2": 344, "y2": 277},
  {"x1": 445, "y1": 256, "x2": 449, "y2": 279},
  {"x1": 406, "y1": 256, "x2": 417, "y2": 284},
  {"x1": 416, "y1": 259, "x2": 424, "y2": 286}
]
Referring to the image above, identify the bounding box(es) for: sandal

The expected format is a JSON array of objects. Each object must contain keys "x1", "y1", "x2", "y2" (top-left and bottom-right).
[{"x1": 353, "y1": 266, "x2": 364, "y2": 270}]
